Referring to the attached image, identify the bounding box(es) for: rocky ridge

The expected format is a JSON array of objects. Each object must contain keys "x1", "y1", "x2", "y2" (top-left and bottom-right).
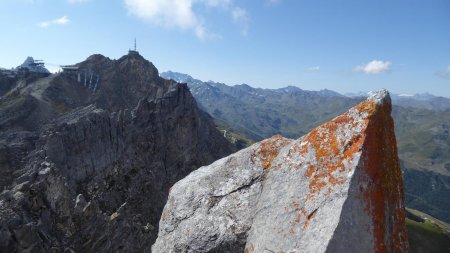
[
  {"x1": 153, "y1": 90, "x2": 408, "y2": 252},
  {"x1": 0, "y1": 53, "x2": 234, "y2": 252}
]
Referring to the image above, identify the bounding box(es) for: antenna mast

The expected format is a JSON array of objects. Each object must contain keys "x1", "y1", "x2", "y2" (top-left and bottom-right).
[{"x1": 129, "y1": 38, "x2": 138, "y2": 54}]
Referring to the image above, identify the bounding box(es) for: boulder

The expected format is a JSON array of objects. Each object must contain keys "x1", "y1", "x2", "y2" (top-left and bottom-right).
[{"x1": 152, "y1": 89, "x2": 408, "y2": 253}]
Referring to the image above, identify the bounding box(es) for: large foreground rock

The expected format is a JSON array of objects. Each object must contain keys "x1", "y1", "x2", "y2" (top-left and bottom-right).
[{"x1": 153, "y1": 89, "x2": 408, "y2": 253}]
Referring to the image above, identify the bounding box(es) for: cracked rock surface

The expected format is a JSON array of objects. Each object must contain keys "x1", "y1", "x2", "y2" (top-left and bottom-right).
[
  {"x1": 0, "y1": 52, "x2": 235, "y2": 252},
  {"x1": 152, "y1": 89, "x2": 409, "y2": 253}
]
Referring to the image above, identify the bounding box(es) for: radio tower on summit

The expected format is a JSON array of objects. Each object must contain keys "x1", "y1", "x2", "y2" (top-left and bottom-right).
[{"x1": 129, "y1": 38, "x2": 138, "y2": 54}]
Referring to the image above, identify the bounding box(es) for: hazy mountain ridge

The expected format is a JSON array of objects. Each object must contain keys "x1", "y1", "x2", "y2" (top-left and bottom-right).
[
  {"x1": 161, "y1": 71, "x2": 360, "y2": 141},
  {"x1": 347, "y1": 91, "x2": 450, "y2": 111},
  {"x1": 161, "y1": 71, "x2": 450, "y2": 224}
]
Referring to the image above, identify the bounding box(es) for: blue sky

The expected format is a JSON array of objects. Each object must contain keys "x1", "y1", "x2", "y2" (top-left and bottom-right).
[{"x1": 1, "y1": 0, "x2": 449, "y2": 96}]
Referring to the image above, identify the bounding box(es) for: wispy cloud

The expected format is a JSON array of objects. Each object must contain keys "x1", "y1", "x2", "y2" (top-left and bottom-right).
[
  {"x1": 232, "y1": 7, "x2": 250, "y2": 36},
  {"x1": 436, "y1": 65, "x2": 450, "y2": 79},
  {"x1": 38, "y1": 16, "x2": 70, "y2": 28},
  {"x1": 123, "y1": 0, "x2": 248, "y2": 40},
  {"x1": 306, "y1": 66, "x2": 320, "y2": 72},
  {"x1": 354, "y1": 60, "x2": 391, "y2": 74},
  {"x1": 67, "y1": 0, "x2": 89, "y2": 4}
]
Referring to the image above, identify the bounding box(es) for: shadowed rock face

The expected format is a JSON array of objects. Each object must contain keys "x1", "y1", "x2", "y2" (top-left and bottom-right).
[
  {"x1": 152, "y1": 89, "x2": 408, "y2": 253},
  {"x1": 0, "y1": 53, "x2": 235, "y2": 252}
]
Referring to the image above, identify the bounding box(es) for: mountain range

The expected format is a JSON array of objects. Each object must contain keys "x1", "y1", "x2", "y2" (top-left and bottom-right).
[
  {"x1": 347, "y1": 91, "x2": 450, "y2": 111},
  {"x1": 0, "y1": 55, "x2": 448, "y2": 252}
]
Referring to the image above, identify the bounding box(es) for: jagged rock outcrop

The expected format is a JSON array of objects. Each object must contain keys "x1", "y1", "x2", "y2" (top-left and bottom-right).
[
  {"x1": 0, "y1": 53, "x2": 235, "y2": 252},
  {"x1": 1, "y1": 53, "x2": 178, "y2": 129},
  {"x1": 152, "y1": 89, "x2": 408, "y2": 253}
]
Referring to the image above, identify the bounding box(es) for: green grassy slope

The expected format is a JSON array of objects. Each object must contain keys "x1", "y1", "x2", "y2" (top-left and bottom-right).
[
  {"x1": 406, "y1": 208, "x2": 450, "y2": 253},
  {"x1": 393, "y1": 107, "x2": 450, "y2": 177}
]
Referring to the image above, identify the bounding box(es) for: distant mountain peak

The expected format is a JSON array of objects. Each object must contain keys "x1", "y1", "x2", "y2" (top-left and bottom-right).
[
  {"x1": 278, "y1": 85, "x2": 303, "y2": 92},
  {"x1": 85, "y1": 54, "x2": 110, "y2": 62},
  {"x1": 162, "y1": 70, "x2": 193, "y2": 79},
  {"x1": 161, "y1": 71, "x2": 346, "y2": 98},
  {"x1": 161, "y1": 71, "x2": 203, "y2": 87},
  {"x1": 17, "y1": 56, "x2": 50, "y2": 74}
]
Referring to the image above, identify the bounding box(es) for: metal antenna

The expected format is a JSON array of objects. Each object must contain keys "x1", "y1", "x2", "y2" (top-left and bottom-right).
[{"x1": 134, "y1": 38, "x2": 137, "y2": 51}]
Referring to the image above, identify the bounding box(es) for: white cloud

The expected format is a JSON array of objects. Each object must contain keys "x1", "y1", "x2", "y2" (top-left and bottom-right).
[
  {"x1": 232, "y1": 7, "x2": 250, "y2": 36},
  {"x1": 55, "y1": 16, "x2": 70, "y2": 25},
  {"x1": 123, "y1": 0, "x2": 248, "y2": 40},
  {"x1": 354, "y1": 60, "x2": 391, "y2": 74},
  {"x1": 38, "y1": 16, "x2": 70, "y2": 28},
  {"x1": 47, "y1": 66, "x2": 62, "y2": 74},
  {"x1": 436, "y1": 65, "x2": 450, "y2": 79},
  {"x1": 306, "y1": 66, "x2": 320, "y2": 72}
]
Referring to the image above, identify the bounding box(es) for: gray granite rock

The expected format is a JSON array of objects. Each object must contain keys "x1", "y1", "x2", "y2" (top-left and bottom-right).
[{"x1": 153, "y1": 90, "x2": 409, "y2": 253}]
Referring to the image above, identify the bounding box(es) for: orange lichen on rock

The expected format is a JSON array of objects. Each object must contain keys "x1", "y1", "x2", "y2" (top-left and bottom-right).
[
  {"x1": 244, "y1": 243, "x2": 255, "y2": 253},
  {"x1": 304, "y1": 164, "x2": 315, "y2": 178},
  {"x1": 289, "y1": 200, "x2": 307, "y2": 234},
  {"x1": 295, "y1": 93, "x2": 407, "y2": 252},
  {"x1": 303, "y1": 208, "x2": 317, "y2": 229},
  {"x1": 289, "y1": 206, "x2": 317, "y2": 235},
  {"x1": 284, "y1": 94, "x2": 407, "y2": 252},
  {"x1": 252, "y1": 135, "x2": 291, "y2": 169},
  {"x1": 152, "y1": 90, "x2": 408, "y2": 253},
  {"x1": 294, "y1": 101, "x2": 369, "y2": 200},
  {"x1": 358, "y1": 98, "x2": 408, "y2": 253},
  {"x1": 280, "y1": 99, "x2": 373, "y2": 235}
]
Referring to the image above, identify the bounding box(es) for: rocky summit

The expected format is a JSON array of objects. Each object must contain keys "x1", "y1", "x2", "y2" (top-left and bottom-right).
[
  {"x1": 0, "y1": 52, "x2": 235, "y2": 252},
  {"x1": 152, "y1": 89, "x2": 408, "y2": 252}
]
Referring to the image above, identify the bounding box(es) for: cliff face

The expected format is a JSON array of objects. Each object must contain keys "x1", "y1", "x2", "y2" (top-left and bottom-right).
[
  {"x1": 0, "y1": 53, "x2": 235, "y2": 252},
  {"x1": 153, "y1": 90, "x2": 408, "y2": 253}
]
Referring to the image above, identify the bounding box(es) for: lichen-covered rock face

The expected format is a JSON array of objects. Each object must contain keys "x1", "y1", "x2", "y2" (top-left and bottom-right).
[{"x1": 152, "y1": 89, "x2": 408, "y2": 253}]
